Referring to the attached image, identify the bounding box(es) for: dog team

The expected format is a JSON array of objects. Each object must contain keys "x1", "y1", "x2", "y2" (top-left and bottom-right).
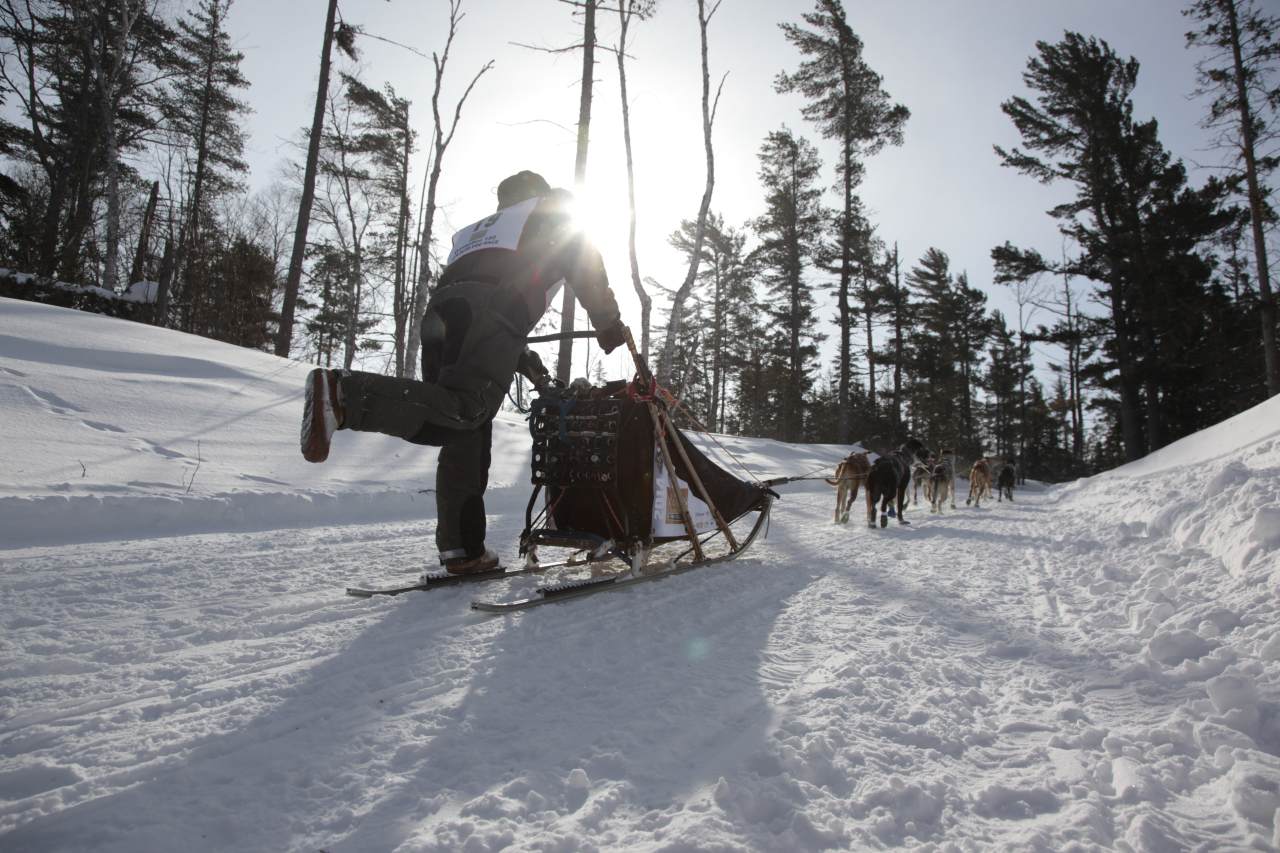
[{"x1": 826, "y1": 440, "x2": 1017, "y2": 529}]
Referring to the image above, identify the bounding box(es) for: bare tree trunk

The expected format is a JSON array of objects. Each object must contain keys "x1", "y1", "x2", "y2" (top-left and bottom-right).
[
  {"x1": 556, "y1": 0, "x2": 597, "y2": 384},
  {"x1": 405, "y1": 1, "x2": 492, "y2": 378},
  {"x1": 658, "y1": 0, "x2": 724, "y2": 382},
  {"x1": 837, "y1": 148, "x2": 853, "y2": 442},
  {"x1": 102, "y1": 111, "x2": 121, "y2": 291},
  {"x1": 393, "y1": 105, "x2": 411, "y2": 377},
  {"x1": 616, "y1": 0, "x2": 651, "y2": 363},
  {"x1": 405, "y1": 146, "x2": 441, "y2": 378},
  {"x1": 342, "y1": 224, "x2": 363, "y2": 371},
  {"x1": 863, "y1": 270, "x2": 875, "y2": 416},
  {"x1": 178, "y1": 2, "x2": 221, "y2": 322},
  {"x1": 890, "y1": 244, "x2": 904, "y2": 438},
  {"x1": 94, "y1": 1, "x2": 143, "y2": 293},
  {"x1": 154, "y1": 236, "x2": 175, "y2": 324},
  {"x1": 404, "y1": 172, "x2": 429, "y2": 366},
  {"x1": 1223, "y1": 0, "x2": 1279, "y2": 396},
  {"x1": 275, "y1": 0, "x2": 337, "y2": 358},
  {"x1": 321, "y1": 91, "x2": 369, "y2": 372},
  {"x1": 1061, "y1": 273, "x2": 1084, "y2": 461},
  {"x1": 1111, "y1": 282, "x2": 1145, "y2": 461},
  {"x1": 710, "y1": 263, "x2": 723, "y2": 430},
  {"x1": 130, "y1": 180, "x2": 159, "y2": 285}
]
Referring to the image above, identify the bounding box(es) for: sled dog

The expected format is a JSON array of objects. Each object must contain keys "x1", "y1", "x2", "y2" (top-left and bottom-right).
[
  {"x1": 826, "y1": 451, "x2": 871, "y2": 523},
  {"x1": 997, "y1": 463, "x2": 1016, "y2": 502},
  {"x1": 867, "y1": 438, "x2": 930, "y2": 529},
  {"x1": 911, "y1": 460, "x2": 932, "y2": 506},
  {"x1": 929, "y1": 460, "x2": 953, "y2": 513},
  {"x1": 966, "y1": 458, "x2": 993, "y2": 508}
]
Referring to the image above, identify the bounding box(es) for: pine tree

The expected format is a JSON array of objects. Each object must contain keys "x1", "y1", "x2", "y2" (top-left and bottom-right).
[
  {"x1": 303, "y1": 240, "x2": 369, "y2": 367},
  {"x1": 751, "y1": 128, "x2": 829, "y2": 442},
  {"x1": 953, "y1": 271, "x2": 991, "y2": 444},
  {"x1": 668, "y1": 213, "x2": 753, "y2": 431},
  {"x1": 776, "y1": 0, "x2": 908, "y2": 442},
  {"x1": 847, "y1": 208, "x2": 888, "y2": 427},
  {"x1": 996, "y1": 33, "x2": 1234, "y2": 460},
  {"x1": 904, "y1": 247, "x2": 960, "y2": 451},
  {"x1": 204, "y1": 235, "x2": 276, "y2": 350},
  {"x1": 1185, "y1": 0, "x2": 1280, "y2": 396},
  {"x1": 981, "y1": 311, "x2": 1033, "y2": 461},
  {"x1": 341, "y1": 76, "x2": 414, "y2": 376},
  {"x1": 0, "y1": 1, "x2": 170, "y2": 284},
  {"x1": 310, "y1": 78, "x2": 400, "y2": 370},
  {"x1": 881, "y1": 242, "x2": 911, "y2": 441},
  {"x1": 162, "y1": 0, "x2": 250, "y2": 331}
]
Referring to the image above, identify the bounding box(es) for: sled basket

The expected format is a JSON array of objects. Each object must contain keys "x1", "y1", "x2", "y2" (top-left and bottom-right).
[{"x1": 523, "y1": 382, "x2": 768, "y2": 553}]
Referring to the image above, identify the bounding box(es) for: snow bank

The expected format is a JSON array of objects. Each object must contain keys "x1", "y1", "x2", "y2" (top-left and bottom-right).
[
  {"x1": 0, "y1": 297, "x2": 856, "y2": 547},
  {"x1": 0, "y1": 489, "x2": 432, "y2": 547},
  {"x1": 0, "y1": 297, "x2": 516, "y2": 546},
  {"x1": 1055, "y1": 394, "x2": 1280, "y2": 584}
]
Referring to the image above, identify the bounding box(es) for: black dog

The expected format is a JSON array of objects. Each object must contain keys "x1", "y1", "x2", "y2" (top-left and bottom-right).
[
  {"x1": 997, "y1": 464, "x2": 1016, "y2": 502},
  {"x1": 866, "y1": 438, "x2": 930, "y2": 528}
]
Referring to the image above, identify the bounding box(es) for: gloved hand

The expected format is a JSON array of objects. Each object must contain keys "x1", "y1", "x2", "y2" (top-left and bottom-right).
[
  {"x1": 596, "y1": 320, "x2": 628, "y2": 355},
  {"x1": 517, "y1": 348, "x2": 553, "y2": 390}
]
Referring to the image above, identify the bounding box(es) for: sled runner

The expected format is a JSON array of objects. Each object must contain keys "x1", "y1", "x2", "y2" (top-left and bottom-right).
[
  {"x1": 470, "y1": 330, "x2": 775, "y2": 612},
  {"x1": 345, "y1": 555, "x2": 589, "y2": 597}
]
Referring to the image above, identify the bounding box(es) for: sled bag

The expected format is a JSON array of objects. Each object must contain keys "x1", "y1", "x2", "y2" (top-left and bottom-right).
[{"x1": 528, "y1": 391, "x2": 764, "y2": 545}]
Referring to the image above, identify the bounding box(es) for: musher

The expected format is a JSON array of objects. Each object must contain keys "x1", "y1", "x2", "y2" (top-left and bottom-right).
[{"x1": 299, "y1": 170, "x2": 628, "y2": 575}]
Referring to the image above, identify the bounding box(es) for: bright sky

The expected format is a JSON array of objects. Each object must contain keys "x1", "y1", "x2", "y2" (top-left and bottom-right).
[{"x1": 227, "y1": 0, "x2": 1226, "y2": 383}]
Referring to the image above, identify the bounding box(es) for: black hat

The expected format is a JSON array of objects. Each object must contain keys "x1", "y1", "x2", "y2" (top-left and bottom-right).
[{"x1": 497, "y1": 171, "x2": 551, "y2": 209}]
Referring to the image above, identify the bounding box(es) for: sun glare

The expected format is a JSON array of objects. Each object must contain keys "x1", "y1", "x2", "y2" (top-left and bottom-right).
[{"x1": 565, "y1": 185, "x2": 629, "y2": 262}]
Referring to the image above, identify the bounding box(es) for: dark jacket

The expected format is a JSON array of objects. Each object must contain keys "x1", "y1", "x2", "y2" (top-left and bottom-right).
[
  {"x1": 437, "y1": 190, "x2": 621, "y2": 335},
  {"x1": 423, "y1": 191, "x2": 622, "y2": 425}
]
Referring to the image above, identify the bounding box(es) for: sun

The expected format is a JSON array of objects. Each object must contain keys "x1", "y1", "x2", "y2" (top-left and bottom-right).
[{"x1": 565, "y1": 182, "x2": 631, "y2": 265}]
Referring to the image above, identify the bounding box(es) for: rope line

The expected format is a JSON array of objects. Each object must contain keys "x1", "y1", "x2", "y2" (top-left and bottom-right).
[{"x1": 658, "y1": 391, "x2": 764, "y2": 486}]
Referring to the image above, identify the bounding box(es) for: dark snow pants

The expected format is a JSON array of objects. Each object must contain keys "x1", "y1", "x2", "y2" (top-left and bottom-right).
[{"x1": 338, "y1": 280, "x2": 527, "y2": 560}]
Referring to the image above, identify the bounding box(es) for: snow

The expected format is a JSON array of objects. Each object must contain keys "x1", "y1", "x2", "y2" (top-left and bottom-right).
[
  {"x1": 121, "y1": 281, "x2": 159, "y2": 304},
  {"x1": 2, "y1": 296, "x2": 1280, "y2": 850}
]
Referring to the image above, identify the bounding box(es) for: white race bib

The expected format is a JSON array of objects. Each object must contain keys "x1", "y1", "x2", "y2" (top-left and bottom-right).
[{"x1": 446, "y1": 197, "x2": 539, "y2": 266}]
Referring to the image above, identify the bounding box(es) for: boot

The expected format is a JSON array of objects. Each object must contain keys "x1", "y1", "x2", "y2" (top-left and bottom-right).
[
  {"x1": 301, "y1": 368, "x2": 345, "y2": 463},
  {"x1": 442, "y1": 548, "x2": 500, "y2": 575}
]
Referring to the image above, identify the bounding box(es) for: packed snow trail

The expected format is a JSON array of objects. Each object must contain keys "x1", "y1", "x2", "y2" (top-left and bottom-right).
[
  {"x1": 2, "y1": 298, "x2": 1280, "y2": 850},
  {"x1": 3, "y1": 479, "x2": 1278, "y2": 850}
]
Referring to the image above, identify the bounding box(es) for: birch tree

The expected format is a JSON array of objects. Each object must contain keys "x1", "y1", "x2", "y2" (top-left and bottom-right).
[
  {"x1": 658, "y1": 0, "x2": 726, "y2": 382},
  {"x1": 403, "y1": 0, "x2": 492, "y2": 379},
  {"x1": 614, "y1": 0, "x2": 657, "y2": 362}
]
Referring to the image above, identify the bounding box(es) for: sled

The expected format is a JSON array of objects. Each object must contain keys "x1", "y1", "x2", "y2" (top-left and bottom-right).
[{"x1": 472, "y1": 330, "x2": 775, "y2": 611}]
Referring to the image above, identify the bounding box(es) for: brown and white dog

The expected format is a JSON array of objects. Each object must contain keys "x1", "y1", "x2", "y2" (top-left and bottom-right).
[
  {"x1": 826, "y1": 451, "x2": 871, "y2": 523},
  {"x1": 966, "y1": 458, "x2": 993, "y2": 508}
]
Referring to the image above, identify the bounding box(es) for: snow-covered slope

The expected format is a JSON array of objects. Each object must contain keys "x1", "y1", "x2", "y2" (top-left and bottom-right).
[
  {"x1": 0, "y1": 298, "x2": 851, "y2": 548},
  {"x1": 2, "y1": 298, "x2": 1279, "y2": 851}
]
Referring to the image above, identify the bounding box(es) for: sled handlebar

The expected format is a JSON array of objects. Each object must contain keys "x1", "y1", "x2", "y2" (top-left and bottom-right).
[
  {"x1": 524, "y1": 330, "x2": 599, "y2": 344},
  {"x1": 524, "y1": 325, "x2": 654, "y2": 391}
]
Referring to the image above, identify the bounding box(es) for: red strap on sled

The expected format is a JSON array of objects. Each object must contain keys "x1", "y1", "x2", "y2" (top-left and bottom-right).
[{"x1": 627, "y1": 375, "x2": 658, "y2": 402}]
